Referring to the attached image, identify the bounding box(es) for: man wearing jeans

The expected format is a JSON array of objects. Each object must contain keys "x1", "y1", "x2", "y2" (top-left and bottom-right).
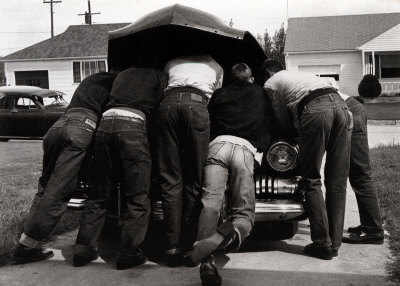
[
  {"x1": 263, "y1": 60, "x2": 352, "y2": 260},
  {"x1": 13, "y1": 72, "x2": 117, "y2": 264},
  {"x1": 324, "y1": 79, "x2": 384, "y2": 244},
  {"x1": 157, "y1": 55, "x2": 224, "y2": 266},
  {"x1": 187, "y1": 63, "x2": 271, "y2": 286},
  {"x1": 342, "y1": 96, "x2": 384, "y2": 243},
  {"x1": 73, "y1": 67, "x2": 167, "y2": 269}
]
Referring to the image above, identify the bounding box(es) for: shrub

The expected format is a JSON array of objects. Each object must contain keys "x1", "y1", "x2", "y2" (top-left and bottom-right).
[{"x1": 358, "y1": 74, "x2": 382, "y2": 98}]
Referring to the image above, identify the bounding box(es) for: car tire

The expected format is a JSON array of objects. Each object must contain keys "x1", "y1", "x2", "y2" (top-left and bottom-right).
[{"x1": 252, "y1": 221, "x2": 299, "y2": 241}]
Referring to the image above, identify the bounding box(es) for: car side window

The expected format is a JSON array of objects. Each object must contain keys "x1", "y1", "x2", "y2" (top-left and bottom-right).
[
  {"x1": 16, "y1": 96, "x2": 41, "y2": 110},
  {"x1": 0, "y1": 95, "x2": 8, "y2": 109}
]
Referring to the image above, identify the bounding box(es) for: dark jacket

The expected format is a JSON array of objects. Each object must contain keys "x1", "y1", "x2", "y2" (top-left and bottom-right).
[
  {"x1": 208, "y1": 81, "x2": 273, "y2": 152},
  {"x1": 68, "y1": 72, "x2": 117, "y2": 117},
  {"x1": 107, "y1": 67, "x2": 168, "y2": 118}
]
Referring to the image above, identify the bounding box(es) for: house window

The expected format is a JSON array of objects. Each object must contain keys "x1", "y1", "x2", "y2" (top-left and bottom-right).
[
  {"x1": 380, "y1": 55, "x2": 400, "y2": 79},
  {"x1": 73, "y1": 60, "x2": 107, "y2": 83},
  {"x1": 73, "y1": 62, "x2": 81, "y2": 83}
]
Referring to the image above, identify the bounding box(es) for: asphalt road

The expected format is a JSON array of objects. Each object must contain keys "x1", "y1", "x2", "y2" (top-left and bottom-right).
[{"x1": 0, "y1": 124, "x2": 398, "y2": 286}]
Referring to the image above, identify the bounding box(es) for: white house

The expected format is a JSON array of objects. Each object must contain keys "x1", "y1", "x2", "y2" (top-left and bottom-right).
[
  {"x1": 1, "y1": 23, "x2": 128, "y2": 101},
  {"x1": 285, "y1": 12, "x2": 400, "y2": 97}
]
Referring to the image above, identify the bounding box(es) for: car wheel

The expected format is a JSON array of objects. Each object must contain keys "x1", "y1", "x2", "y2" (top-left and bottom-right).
[{"x1": 252, "y1": 221, "x2": 299, "y2": 240}]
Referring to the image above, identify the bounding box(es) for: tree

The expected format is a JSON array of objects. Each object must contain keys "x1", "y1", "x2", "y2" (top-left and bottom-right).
[
  {"x1": 271, "y1": 24, "x2": 286, "y2": 68},
  {"x1": 258, "y1": 24, "x2": 286, "y2": 68},
  {"x1": 263, "y1": 29, "x2": 273, "y2": 59}
]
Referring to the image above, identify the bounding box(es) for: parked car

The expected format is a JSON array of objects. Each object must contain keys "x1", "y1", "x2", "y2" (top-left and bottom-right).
[
  {"x1": 69, "y1": 140, "x2": 306, "y2": 241},
  {"x1": 0, "y1": 85, "x2": 67, "y2": 140}
]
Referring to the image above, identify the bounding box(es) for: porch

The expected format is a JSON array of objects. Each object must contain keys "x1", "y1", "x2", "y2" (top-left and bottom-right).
[{"x1": 361, "y1": 51, "x2": 400, "y2": 96}]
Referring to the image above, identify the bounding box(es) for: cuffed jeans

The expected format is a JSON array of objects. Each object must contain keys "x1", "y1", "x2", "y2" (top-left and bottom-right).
[
  {"x1": 346, "y1": 97, "x2": 383, "y2": 234},
  {"x1": 197, "y1": 141, "x2": 255, "y2": 246},
  {"x1": 157, "y1": 90, "x2": 210, "y2": 251},
  {"x1": 76, "y1": 116, "x2": 151, "y2": 252},
  {"x1": 298, "y1": 93, "x2": 352, "y2": 249},
  {"x1": 21, "y1": 108, "x2": 97, "y2": 247}
]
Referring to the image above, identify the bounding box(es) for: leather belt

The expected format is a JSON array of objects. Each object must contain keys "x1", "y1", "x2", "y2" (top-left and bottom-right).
[
  {"x1": 164, "y1": 86, "x2": 209, "y2": 104},
  {"x1": 297, "y1": 87, "x2": 338, "y2": 118}
]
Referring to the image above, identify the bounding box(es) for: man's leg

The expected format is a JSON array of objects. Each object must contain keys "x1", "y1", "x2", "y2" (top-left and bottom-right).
[
  {"x1": 181, "y1": 100, "x2": 210, "y2": 249},
  {"x1": 22, "y1": 126, "x2": 94, "y2": 243},
  {"x1": 324, "y1": 103, "x2": 351, "y2": 252},
  {"x1": 188, "y1": 142, "x2": 230, "y2": 265},
  {"x1": 298, "y1": 97, "x2": 335, "y2": 259},
  {"x1": 116, "y1": 120, "x2": 151, "y2": 270},
  {"x1": 25, "y1": 124, "x2": 64, "y2": 227},
  {"x1": 157, "y1": 101, "x2": 184, "y2": 264},
  {"x1": 15, "y1": 117, "x2": 95, "y2": 264},
  {"x1": 228, "y1": 145, "x2": 256, "y2": 248},
  {"x1": 74, "y1": 125, "x2": 112, "y2": 267},
  {"x1": 299, "y1": 109, "x2": 332, "y2": 248}
]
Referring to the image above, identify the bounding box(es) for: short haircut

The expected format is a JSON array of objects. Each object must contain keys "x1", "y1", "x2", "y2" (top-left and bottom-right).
[
  {"x1": 231, "y1": 63, "x2": 252, "y2": 82},
  {"x1": 262, "y1": 59, "x2": 283, "y2": 74}
]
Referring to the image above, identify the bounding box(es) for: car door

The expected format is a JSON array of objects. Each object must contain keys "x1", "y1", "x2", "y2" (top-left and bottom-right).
[
  {"x1": 0, "y1": 94, "x2": 13, "y2": 138},
  {"x1": 11, "y1": 95, "x2": 45, "y2": 138}
]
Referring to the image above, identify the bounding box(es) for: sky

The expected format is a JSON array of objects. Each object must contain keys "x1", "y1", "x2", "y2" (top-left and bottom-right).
[{"x1": 1, "y1": 0, "x2": 400, "y2": 56}]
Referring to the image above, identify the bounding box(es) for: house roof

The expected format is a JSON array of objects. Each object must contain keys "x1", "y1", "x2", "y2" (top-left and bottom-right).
[
  {"x1": 359, "y1": 23, "x2": 400, "y2": 52},
  {"x1": 285, "y1": 12, "x2": 400, "y2": 53},
  {"x1": 2, "y1": 23, "x2": 129, "y2": 61}
]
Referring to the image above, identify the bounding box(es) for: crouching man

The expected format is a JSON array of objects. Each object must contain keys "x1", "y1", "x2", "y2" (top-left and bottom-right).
[
  {"x1": 187, "y1": 63, "x2": 271, "y2": 286},
  {"x1": 72, "y1": 67, "x2": 167, "y2": 270},
  {"x1": 13, "y1": 72, "x2": 117, "y2": 264}
]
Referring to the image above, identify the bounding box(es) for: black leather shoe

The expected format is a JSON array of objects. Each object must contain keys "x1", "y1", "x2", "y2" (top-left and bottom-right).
[
  {"x1": 347, "y1": 225, "x2": 363, "y2": 234},
  {"x1": 331, "y1": 248, "x2": 339, "y2": 257},
  {"x1": 200, "y1": 256, "x2": 222, "y2": 286},
  {"x1": 116, "y1": 249, "x2": 147, "y2": 270},
  {"x1": 72, "y1": 246, "x2": 98, "y2": 267},
  {"x1": 303, "y1": 243, "x2": 334, "y2": 260},
  {"x1": 342, "y1": 232, "x2": 384, "y2": 244},
  {"x1": 165, "y1": 252, "x2": 183, "y2": 267},
  {"x1": 12, "y1": 244, "x2": 54, "y2": 265}
]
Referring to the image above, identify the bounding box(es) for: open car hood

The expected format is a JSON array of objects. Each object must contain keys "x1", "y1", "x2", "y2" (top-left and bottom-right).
[
  {"x1": 109, "y1": 4, "x2": 245, "y2": 40},
  {"x1": 107, "y1": 4, "x2": 266, "y2": 75}
]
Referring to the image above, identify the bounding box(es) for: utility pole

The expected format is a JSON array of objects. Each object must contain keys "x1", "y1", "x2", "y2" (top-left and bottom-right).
[
  {"x1": 43, "y1": 0, "x2": 62, "y2": 38},
  {"x1": 78, "y1": 0, "x2": 100, "y2": 25}
]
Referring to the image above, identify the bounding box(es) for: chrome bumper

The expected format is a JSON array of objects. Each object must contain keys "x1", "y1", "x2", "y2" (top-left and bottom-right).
[{"x1": 255, "y1": 199, "x2": 305, "y2": 222}]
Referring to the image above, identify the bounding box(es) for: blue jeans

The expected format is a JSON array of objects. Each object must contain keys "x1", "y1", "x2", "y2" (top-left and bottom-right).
[
  {"x1": 298, "y1": 93, "x2": 352, "y2": 249},
  {"x1": 346, "y1": 97, "x2": 383, "y2": 234},
  {"x1": 197, "y1": 141, "x2": 255, "y2": 245},
  {"x1": 76, "y1": 116, "x2": 151, "y2": 252},
  {"x1": 157, "y1": 89, "x2": 210, "y2": 251},
  {"x1": 22, "y1": 108, "x2": 97, "y2": 246}
]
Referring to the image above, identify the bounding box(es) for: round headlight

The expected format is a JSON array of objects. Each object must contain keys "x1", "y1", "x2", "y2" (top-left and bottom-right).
[{"x1": 266, "y1": 141, "x2": 298, "y2": 172}]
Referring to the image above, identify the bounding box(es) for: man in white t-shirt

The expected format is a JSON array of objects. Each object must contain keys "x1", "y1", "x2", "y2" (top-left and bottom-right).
[{"x1": 157, "y1": 55, "x2": 223, "y2": 266}]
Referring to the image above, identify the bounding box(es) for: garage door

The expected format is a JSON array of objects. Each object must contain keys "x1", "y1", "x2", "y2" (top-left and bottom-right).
[{"x1": 15, "y1": 70, "x2": 49, "y2": 89}]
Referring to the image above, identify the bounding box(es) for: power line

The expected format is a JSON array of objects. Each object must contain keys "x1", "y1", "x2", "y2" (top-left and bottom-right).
[
  {"x1": 78, "y1": 0, "x2": 100, "y2": 25},
  {"x1": 43, "y1": 0, "x2": 62, "y2": 38}
]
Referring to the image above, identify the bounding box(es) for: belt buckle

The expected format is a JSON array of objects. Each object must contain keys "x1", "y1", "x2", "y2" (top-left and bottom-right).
[{"x1": 190, "y1": 93, "x2": 204, "y2": 103}]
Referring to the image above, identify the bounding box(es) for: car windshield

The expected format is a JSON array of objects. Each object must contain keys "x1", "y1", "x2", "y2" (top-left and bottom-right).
[{"x1": 42, "y1": 93, "x2": 68, "y2": 107}]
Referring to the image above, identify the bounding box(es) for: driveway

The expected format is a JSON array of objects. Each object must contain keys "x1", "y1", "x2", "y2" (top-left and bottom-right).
[{"x1": 0, "y1": 124, "x2": 398, "y2": 286}]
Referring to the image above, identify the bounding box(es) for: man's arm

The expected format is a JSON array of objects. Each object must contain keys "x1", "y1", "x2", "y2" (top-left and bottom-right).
[{"x1": 264, "y1": 87, "x2": 296, "y2": 140}]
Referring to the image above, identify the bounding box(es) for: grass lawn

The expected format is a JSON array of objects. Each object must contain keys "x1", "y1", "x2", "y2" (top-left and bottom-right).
[
  {"x1": 0, "y1": 141, "x2": 80, "y2": 265},
  {"x1": 370, "y1": 144, "x2": 400, "y2": 284}
]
